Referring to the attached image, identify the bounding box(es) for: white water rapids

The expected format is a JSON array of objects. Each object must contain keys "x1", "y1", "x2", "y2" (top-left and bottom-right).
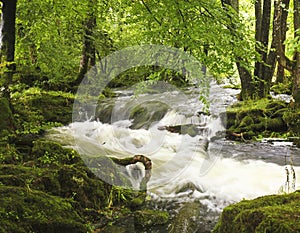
[{"x1": 50, "y1": 84, "x2": 300, "y2": 212}]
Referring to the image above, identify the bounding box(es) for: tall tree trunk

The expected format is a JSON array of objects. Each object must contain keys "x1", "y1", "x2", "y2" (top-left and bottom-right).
[
  {"x1": 0, "y1": 0, "x2": 17, "y2": 99},
  {"x1": 273, "y1": 0, "x2": 300, "y2": 107},
  {"x1": 292, "y1": 0, "x2": 300, "y2": 107},
  {"x1": 276, "y1": 0, "x2": 290, "y2": 84},
  {"x1": 254, "y1": 0, "x2": 276, "y2": 98},
  {"x1": 74, "y1": 1, "x2": 96, "y2": 86},
  {"x1": 221, "y1": 0, "x2": 256, "y2": 100}
]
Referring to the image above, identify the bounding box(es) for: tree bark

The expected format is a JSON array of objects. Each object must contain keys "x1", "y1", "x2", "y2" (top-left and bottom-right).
[
  {"x1": 292, "y1": 0, "x2": 300, "y2": 107},
  {"x1": 74, "y1": 1, "x2": 96, "y2": 86},
  {"x1": 276, "y1": 0, "x2": 290, "y2": 84},
  {"x1": 221, "y1": 0, "x2": 257, "y2": 100},
  {"x1": 0, "y1": 0, "x2": 17, "y2": 99},
  {"x1": 254, "y1": 0, "x2": 275, "y2": 98},
  {"x1": 110, "y1": 155, "x2": 152, "y2": 190}
]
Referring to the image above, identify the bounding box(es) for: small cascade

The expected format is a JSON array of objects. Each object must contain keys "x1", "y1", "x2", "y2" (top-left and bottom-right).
[{"x1": 49, "y1": 82, "x2": 300, "y2": 230}]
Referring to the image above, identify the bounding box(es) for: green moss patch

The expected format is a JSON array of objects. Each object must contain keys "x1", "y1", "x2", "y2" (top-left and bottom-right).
[
  {"x1": 12, "y1": 88, "x2": 74, "y2": 135},
  {"x1": 0, "y1": 98, "x2": 14, "y2": 135},
  {"x1": 214, "y1": 191, "x2": 300, "y2": 233},
  {"x1": 0, "y1": 186, "x2": 88, "y2": 233},
  {"x1": 223, "y1": 99, "x2": 289, "y2": 140},
  {"x1": 134, "y1": 209, "x2": 169, "y2": 227}
]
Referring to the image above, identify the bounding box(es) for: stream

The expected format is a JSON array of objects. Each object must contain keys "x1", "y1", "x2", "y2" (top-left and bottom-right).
[{"x1": 50, "y1": 82, "x2": 300, "y2": 232}]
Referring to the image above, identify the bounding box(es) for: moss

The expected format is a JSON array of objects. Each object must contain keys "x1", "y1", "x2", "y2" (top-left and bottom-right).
[
  {"x1": 225, "y1": 99, "x2": 289, "y2": 140},
  {"x1": 0, "y1": 144, "x2": 22, "y2": 164},
  {"x1": 239, "y1": 115, "x2": 254, "y2": 128},
  {"x1": 0, "y1": 186, "x2": 88, "y2": 233},
  {"x1": 283, "y1": 110, "x2": 300, "y2": 135},
  {"x1": 30, "y1": 139, "x2": 82, "y2": 166},
  {"x1": 0, "y1": 98, "x2": 14, "y2": 134},
  {"x1": 12, "y1": 89, "x2": 74, "y2": 133},
  {"x1": 129, "y1": 101, "x2": 169, "y2": 129},
  {"x1": 213, "y1": 191, "x2": 300, "y2": 233},
  {"x1": 134, "y1": 209, "x2": 169, "y2": 227},
  {"x1": 271, "y1": 83, "x2": 292, "y2": 95}
]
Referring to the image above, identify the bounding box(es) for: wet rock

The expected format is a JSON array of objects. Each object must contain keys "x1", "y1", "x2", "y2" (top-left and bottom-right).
[
  {"x1": 213, "y1": 191, "x2": 300, "y2": 233},
  {"x1": 175, "y1": 182, "x2": 203, "y2": 194},
  {"x1": 95, "y1": 101, "x2": 115, "y2": 123},
  {"x1": 169, "y1": 202, "x2": 212, "y2": 233},
  {"x1": 134, "y1": 209, "x2": 169, "y2": 227},
  {"x1": 159, "y1": 124, "x2": 207, "y2": 137},
  {"x1": 130, "y1": 101, "x2": 169, "y2": 129}
]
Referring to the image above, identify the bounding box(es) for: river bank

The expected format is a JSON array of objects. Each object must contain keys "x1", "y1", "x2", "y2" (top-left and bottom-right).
[{"x1": 1, "y1": 83, "x2": 300, "y2": 232}]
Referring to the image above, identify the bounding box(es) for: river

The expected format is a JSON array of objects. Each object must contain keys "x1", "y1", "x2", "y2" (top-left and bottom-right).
[{"x1": 49, "y1": 81, "x2": 300, "y2": 232}]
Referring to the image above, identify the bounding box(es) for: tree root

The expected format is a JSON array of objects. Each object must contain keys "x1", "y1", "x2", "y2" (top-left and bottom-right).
[{"x1": 109, "y1": 155, "x2": 152, "y2": 190}]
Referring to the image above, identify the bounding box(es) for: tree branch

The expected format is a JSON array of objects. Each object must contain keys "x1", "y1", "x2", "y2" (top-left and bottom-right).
[{"x1": 110, "y1": 155, "x2": 152, "y2": 190}]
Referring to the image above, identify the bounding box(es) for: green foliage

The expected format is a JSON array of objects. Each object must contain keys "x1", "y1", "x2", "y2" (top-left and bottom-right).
[
  {"x1": 118, "y1": 0, "x2": 256, "y2": 76},
  {"x1": 11, "y1": 87, "x2": 74, "y2": 135}
]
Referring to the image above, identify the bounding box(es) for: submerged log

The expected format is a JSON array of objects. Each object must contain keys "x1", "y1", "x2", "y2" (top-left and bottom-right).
[{"x1": 110, "y1": 155, "x2": 152, "y2": 190}]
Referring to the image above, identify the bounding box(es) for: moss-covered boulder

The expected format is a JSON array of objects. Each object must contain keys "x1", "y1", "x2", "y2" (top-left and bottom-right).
[
  {"x1": 12, "y1": 89, "x2": 74, "y2": 131},
  {"x1": 129, "y1": 101, "x2": 169, "y2": 129},
  {"x1": 213, "y1": 191, "x2": 300, "y2": 233},
  {"x1": 283, "y1": 109, "x2": 300, "y2": 135},
  {"x1": 223, "y1": 99, "x2": 289, "y2": 140},
  {"x1": 0, "y1": 186, "x2": 88, "y2": 233},
  {"x1": 134, "y1": 209, "x2": 169, "y2": 227},
  {"x1": 0, "y1": 98, "x2": 14, "y2": 135}
]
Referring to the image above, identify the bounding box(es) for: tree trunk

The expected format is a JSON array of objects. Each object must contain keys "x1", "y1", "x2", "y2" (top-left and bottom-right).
[
  {"x1": 0, "y1": 0, "x2": 17, "y2": 99},
  {"x1": 292, "y1": 0, "x2": 300, "y2": 107},
  {"x1": 221, "y1": 0, "x2": 257, "y2": 100},
  {"x1": 276, "y1": 0, "x2": 290, "y2": 84},
  {"x1": 254, "y1": 0, "x2": 275, "y2": 98},
  {"x1": 74, "y1": 1, "x2": 96, "y2": 86}
]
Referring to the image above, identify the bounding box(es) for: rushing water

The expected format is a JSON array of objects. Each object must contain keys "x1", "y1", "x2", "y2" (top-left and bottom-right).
[{"x1": 50, "y1": 82, "x2": 300, "y2": 232}]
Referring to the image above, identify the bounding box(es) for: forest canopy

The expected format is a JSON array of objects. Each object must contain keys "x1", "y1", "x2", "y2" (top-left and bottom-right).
[{"x1": 0, "y1": 0, "x2": 300, "y2": 103}]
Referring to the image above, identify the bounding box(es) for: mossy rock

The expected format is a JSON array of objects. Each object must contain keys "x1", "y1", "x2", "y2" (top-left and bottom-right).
[
  {"x1": 13, "y1": 90, "x2": 74, "y2": 128},
  {"x1": 129, "y1": 101, "x2": 169, "y2": 129},
  {"x1": 0, "y1": 163, "x2": 110, "y2": 210},
  {"x1": 213, "y1": 191, "x2": 300, "y2": 233},
  {"x1": 238, "y1": 115, "x2": 254, "y2": 128},
  {"x1": 29, "y1": 93, "x2": 73, "y2": 124},
  {"x1": 134, "y1": 209, "x2": 169, "y2": 227},
  {"x1": 95, "y1": 101, "x2": 114, "y2": 123},
  {"x1": 0, "y1": 98, "x2": 14, "y2": 135},
  {"x1": 283, "y1": 110, "x2": 300, "y2": 135},
  {"x1": 30, "y1": 139, "x2": 82, "y2": 166},
  {"x1": 0, "y1": 186, "x2": 88, "y2": 233},
  {"x1": 270, "y1": 83, "x2": 292, "y2": 95},
  {"x1": 225, "y1": 99, "x2": 289, "y2": 140}
]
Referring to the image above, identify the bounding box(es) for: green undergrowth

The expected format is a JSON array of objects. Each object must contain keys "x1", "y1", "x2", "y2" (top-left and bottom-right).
[
  {"x1": 213, "y1": 191, "x2": 300, "y2": 233},
  {"x1": 0, "y1": 186, "x2": 87, "y2": 233},
  {"x1": 0, "y1": 137, "x2": 169, "y2": 232},
  {"x1": 11, "y1": 87, "x2": 74, "y2": 135}
]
